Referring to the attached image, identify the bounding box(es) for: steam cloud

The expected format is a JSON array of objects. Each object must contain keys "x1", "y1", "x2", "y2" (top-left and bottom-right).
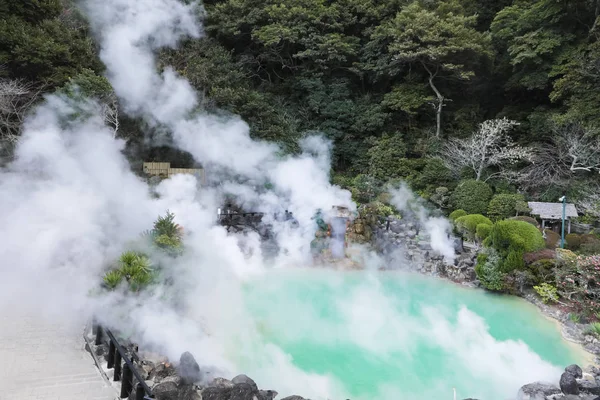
[{"x1": 0, "y1": 0, "x2": 580, "y2": 399}]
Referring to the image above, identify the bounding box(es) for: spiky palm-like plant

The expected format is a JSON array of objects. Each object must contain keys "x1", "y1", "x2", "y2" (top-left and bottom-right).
[{"x1": 103, "y1": 270, "x2": 123, "y2": 290}]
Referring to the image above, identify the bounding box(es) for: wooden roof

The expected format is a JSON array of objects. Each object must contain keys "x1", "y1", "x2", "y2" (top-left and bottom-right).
[{"x1": 527, "y1": 201, "x2": 578, "y2": 220}]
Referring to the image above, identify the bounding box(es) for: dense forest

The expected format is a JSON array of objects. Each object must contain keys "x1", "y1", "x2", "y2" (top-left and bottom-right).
[{"x1": 2, "y1": 0, "x2": 600, "y2": 214}]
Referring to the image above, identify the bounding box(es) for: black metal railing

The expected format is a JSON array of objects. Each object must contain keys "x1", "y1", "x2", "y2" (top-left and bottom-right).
[{"x1": 94, "y1": 324, "x2": 153, "y2": 399}]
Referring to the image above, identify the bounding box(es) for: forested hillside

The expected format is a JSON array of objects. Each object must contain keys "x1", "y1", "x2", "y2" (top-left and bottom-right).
[{"x1": 2, "y1": 0, "x2": 600, "y2": 213}]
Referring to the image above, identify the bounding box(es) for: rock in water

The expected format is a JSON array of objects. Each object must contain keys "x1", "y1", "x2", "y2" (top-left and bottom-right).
[
  {"x1": 281, "y1": 397, "x2": 307, "y2": 400},
  {"x1": 560, "y1": 372, "x2": 580, "y2": 395},
  {"x1": 203, "y1": 383, "x2": 257, "y2": 400},
  {"x1": 566, "y1": 364, "x2": 583, "y2": 379},
  {"x1": 259, "y1": 389, "x2": 278, "y2": 400},
  {"x1": 231, "y1": 374, "x2": 258, "y2": 392},
  {"x1": 178, "y1": 351, "x2": 201, "y2": 385},
  {"x1": 517, "y1": 382, "x2": 561, "y2": 400}
]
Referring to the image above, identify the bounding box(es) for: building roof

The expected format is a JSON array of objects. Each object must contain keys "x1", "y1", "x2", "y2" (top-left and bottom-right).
[{"x1": 528, "y1": 202, "x2": 578, "y2": 220}]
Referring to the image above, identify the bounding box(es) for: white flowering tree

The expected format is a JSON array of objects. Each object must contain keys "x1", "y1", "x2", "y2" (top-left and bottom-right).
[
  {"x1": 440, "y1": 118, "x2": 532, "y2": 181},
  {"x1": 0, "y1": 78, "x2": 41, "y2": 146}
]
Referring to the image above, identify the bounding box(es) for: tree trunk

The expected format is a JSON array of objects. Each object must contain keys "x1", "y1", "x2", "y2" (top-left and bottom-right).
[{"x1": 422, "y1": 62, "x2": 444, "y2": 137}]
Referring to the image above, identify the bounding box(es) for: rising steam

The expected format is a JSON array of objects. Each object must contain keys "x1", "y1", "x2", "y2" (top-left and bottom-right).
[{"x1": 0, "y1": 0, "x2": 580, "y2": 399}]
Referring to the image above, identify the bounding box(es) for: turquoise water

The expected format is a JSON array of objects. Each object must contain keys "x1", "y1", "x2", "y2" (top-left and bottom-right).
[{"x1": 232, "y1": 269, "x2": 587, "y2": 400}]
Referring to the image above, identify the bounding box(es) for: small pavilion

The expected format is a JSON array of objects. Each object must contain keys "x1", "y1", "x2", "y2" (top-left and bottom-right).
[{"x1": 527, "y1": 201, "x2": 579, "y2": 233}]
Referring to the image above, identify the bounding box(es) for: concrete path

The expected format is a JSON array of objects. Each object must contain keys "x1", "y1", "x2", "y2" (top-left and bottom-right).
[{"x1": 0, "y1": 307, "x2": 117, "y2": 400}]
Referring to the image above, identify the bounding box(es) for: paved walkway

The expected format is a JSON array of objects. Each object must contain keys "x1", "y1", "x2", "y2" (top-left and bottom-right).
[{"x1": 0, "y1": 307, "x2": 117, "y2": 400}]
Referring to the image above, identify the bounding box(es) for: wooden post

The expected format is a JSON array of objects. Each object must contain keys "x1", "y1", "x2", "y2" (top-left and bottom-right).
[
  {"x1": 120, "y1": 363, "x2": 133, "y2": 398},
  {"x1": 107, "y1": 340, "x2": 115, "y2": 369},
  {"x1": 114, "y1": 350, "x2": 122, "y2": 381},
  {"x1": 135, "y1": 384, "x2": 146, "y2": 400},
  {"x1": 95, "y1": 325, "x2": 103, "y2": 346}
]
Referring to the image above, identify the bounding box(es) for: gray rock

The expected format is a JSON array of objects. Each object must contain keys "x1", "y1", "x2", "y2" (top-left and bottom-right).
[
  {"x1": 579, "y1": 378, "x2": 600, "y2": 395},
  {"x1": 280, "y1": 397, "x2": 307, "y2": 400},
  {"x1": 153, "y1": 381, "x2": 179, "y2": 400},
  {"x1": 209, "y1": 377, "x2": 235, "y2": 389},
  {"x1": 179, "y1": 352, "x2": 201, "y2": 385},
  {"x1": 517, "y1": 382, "x2": 561, "y2": 400},
  {"x1": 566, "y1": 364, "x2": 583, "y2": 379},
  {"x1": 202, "y1": 383, "x2": 257, "y2": 400},
  {"x1": 259, "y1": 389, "x2": 278, "y2": 400},
  {"x1": 560, "y1": 372, "x2": 580, "y2": 395},
  {"x1": 231, "y1": 374, "x2": 258, "y2": 392}
]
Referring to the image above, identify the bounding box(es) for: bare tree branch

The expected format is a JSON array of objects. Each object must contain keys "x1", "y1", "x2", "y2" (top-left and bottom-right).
[
  {"x1": 0, "y1": 78, "x2": 42, "y2": 146},
  {"x1": 439, "y1": 118, "x2": 532, "y2": 181}
]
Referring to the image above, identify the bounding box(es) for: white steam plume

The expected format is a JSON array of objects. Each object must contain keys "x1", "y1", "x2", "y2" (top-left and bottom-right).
[{"x1": 390, "y1": 183, "x2": 456, "y2": 263}]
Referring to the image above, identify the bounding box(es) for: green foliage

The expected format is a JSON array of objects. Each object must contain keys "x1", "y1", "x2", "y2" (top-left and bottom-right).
[
  {"x1": 103, "y1": 270, "x2": 123, "y2": 290},
  {"x1": 488, "y1": 220, "x2": 545, "y2": 273},
  {"x1": 475, "y1": 248, "x2": 506, "y2": 291},
  {"x1": 534, "y1": 283, "x2": 558, "y2": 304},
  {"x1": 487, "y1": 193, "x2": 525, "y2": 221},
  {"x1": 349, "y1": 175, "x2": 384, "y2": 204},
  {"x1": 455, "y1": 214, "x2": 493, "y2": 240},
  {"x1": 569, "y1": 313, "x2": 581, "y2": 323},
  {"x1": 0, "y1": 3, "x2": 102, "y2": 89},
  {"x1": 528, "y1": 259, "x2": 556, "y2": 284},
  {"x1": 449, "y1": 209, "x2": 467, "y2": 221},
  {"x1": 544, "y1": 229, "x2": 560, "y2": 249},
  {"x1": 587, "y1": 323, "x2": 600, "y2": 337},
  {"x1": 510, "y1": 216, "x2": 539, "y2": 227},
  {"x1": 450, "y1": 180, "x2": 493, "y2": 215},
  {"x1": 476, "y1": 223, "x2": 492, "y2": 241},
  {"x1": 143, "y1": 211, "x2": 184, "y2": 255},
  {"x1": 367, "y1": 134, "x2": 407, "y2": 180}
]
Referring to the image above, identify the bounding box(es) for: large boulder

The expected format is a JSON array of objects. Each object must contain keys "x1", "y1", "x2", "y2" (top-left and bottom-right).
[
  {"x1": 153, "y1": 381, "x2": 179, "y2": 400},
  {"x1": 579, "y1": 375, "x2": 600, "y2": 395},
  {"x1": 178, "y1": 352, "x2": 201, "y2": 385},
  {"x1": 208, "y1": 377, "x2": 235, "y2": 389},
  {"x1": 566, "y1": 364, "x2": 583, "y2": 379},
  {"x1": 560, "y1": 372, "x2": 580, "y2": 395},
  {"x1": 259, "y1": 390, "x2": 278, "y2": 400},
  {"x1": 231, "y1": 374, "x2": 258, "y2": 392},
  {"x1": 517, "y1": 382, "x2": 561, "y2": 400},
  {"x1": 280, "y1": 397, "x2": 307, "y2": 400},
  {"x1": 202, "y1": 383, "x2": 257, "y2": 400}
]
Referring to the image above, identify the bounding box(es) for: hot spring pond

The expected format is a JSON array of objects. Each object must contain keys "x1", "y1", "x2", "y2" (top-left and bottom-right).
[{"x1": 230, "y1": 269, "x2": 588, "y2": 400}]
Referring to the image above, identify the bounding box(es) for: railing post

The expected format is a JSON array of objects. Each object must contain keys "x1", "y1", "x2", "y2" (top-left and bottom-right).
[
  {"x1": 135, "y1": 383, "x2": 146, "y2": 400},
  {"x1": 95, "y1": 325, "x2": 103, "y2": 346},
  {"x1": 114, "y1": 350, "x2": 122, "y2": 381},
  {"x1": 107, "y1": 340, "x2": 115, "y2": 369},
  {"x1": 120, "y1": 363, "x2": 133, "y2": 398}
]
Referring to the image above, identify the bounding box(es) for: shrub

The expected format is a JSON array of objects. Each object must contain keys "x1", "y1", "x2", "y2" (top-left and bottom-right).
[
  {"x1": 587, "y1": 323, "x2": 600, "y2": 337},
  {"x1": 524, "y1": 249, "x2": 557, "y2": 264},
  {"x1": 449, "y1": 209, "x2": 467, "y2": 221},
  {"x1": 488, "y1": 220, "x2": 545, "y2": 273},
  {"x1": 544, "y1": 229, "x2": 560, "y2": 248},
  {"x1": 476, "y1": 223, "x2": 492, "y2": 241},
  {"x1": 475, "y1": 248, "x2": 506, "y2": 291},
  {"x1": 566, "y1": 233, "x2": 582, "y2": 250},
  {"x1": 351, "y1": 174, "x2": 384, "y2": 204},
  {"x1": 489, "y1": 220, "x2": 546, "y2": 254},
  {"x1": 510, "y1": 216, "x2": 539, "y2": 227},
  {"x1": 367, "y1": 134, "x2": 407, "y2": 180},
  {"x1": 503, "y1": 250, "x2": 525, "y2": 272},
  {"x1": 450, "y1": 180, "x2": 493, "y2": 215},
  {"x1": 487, "y1": 193, "x2": 525, "y2": 221},
  {"x1": 534, "y1": 283, "x2": 559, "y2": 304},
  {"x1": 581, "y1": 242, "x2": 600, "y2": 255},
  {"x1": 455, "y1": 214, "x2": 493, "y2": 240},
  {"x1": 528, "y1": 259, "x2": 556, "y2": 284},
  {"x1": 103, "y1": 270, "x2": 123, "y2": 289}
]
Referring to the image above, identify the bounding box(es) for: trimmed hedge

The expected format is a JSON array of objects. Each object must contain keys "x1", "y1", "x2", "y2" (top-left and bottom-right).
[
  {"x1": 487, "y1": 193, "x2": 525, "y2": 221},
  {"x1": 450, "y1": 180, "x2": 493, "y2": 215},
  {"x1": 488, "y1": 220, "x2": 546, "y2": 273},
  {"x1": 455, "y1": 214, "x2": 493, "y2": 239},
  {"x1": 476, "y1": 223, "x2": 492, "y2": 241},
  {"x1": 449, "y1": 209, "x2": 467, "y2": 221},
  {"x1": 510, "y1": 215, "x2": 539, "y2": 227},
  {"x1": 544, "y1": 229, "x2": 560, "y2": 248},
  {"x1": 524, "y1": 249, "x2": 556, "y2": 264}
]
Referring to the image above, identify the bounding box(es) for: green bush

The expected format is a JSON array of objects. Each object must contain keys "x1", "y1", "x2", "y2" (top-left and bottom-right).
[
  {"x1": 534, "y1": 283, "x2": 559, "y2": 304},
  {"x1": 528, "y1": 259, "x2": 556, "y2": 284},
  {"x1": 581, "y1": 242, "x2": 600, "y2": 255},
  {"x1": 487, "y1": 193, "x2": 525, "y2": 221},
  {"x1": 566, "y1": 233, "x2": 582, "y2": 250},
  {"x1": 510, "y1": 216, "x2": 539, "y2": 227},
  {"x1": 367, "y1": 134, "x2": 407, "y2": 180},
  {"x1": 103, "y1": 270, "x2": 123, "y2": 289},
  {"x1": 450, "y1": 180, "x2": 493, "y2": 215},
  {"x1": 449, "y1": 209, "x2": 467, "y2": 221},
  {"x1": 489, "y1": 220, "x2": 546, "y2": 253},
  {"x1": 488, "y1": 220, "x2": 546, "y2": 273},
  {"x1": 476, "y1": 223, "x2": 492, "y2": 241},
  {"x1": 455, "y1": 214, "x2": 493, "y2": 239},
  {"x1": 350, "y1": 174, "x2": 384, "y2": 204},
  {"x1": 475, "y1": 248, "x2": 506, "y2": 291}
]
